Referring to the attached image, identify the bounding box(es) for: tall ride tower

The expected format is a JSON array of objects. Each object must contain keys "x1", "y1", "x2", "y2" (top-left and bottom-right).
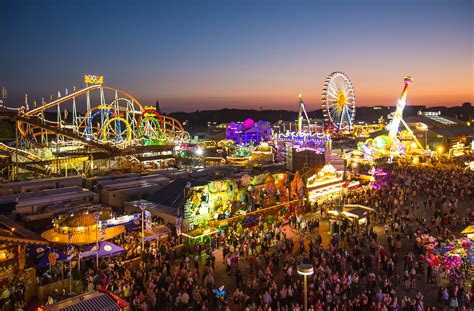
[
  {"x1": 297, "y1": 94, "x2": 311, "y2": 133},
  {"x1": 385, "y1": 76, "x2": 423, "y2": 151}
]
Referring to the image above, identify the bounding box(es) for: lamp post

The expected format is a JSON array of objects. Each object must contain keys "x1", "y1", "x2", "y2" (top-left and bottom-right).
[
  {"x1": 94, "y1": 212, "x2": 100, "y2": 271},
  {"x1": 140, "y1": 203, "x2": 146, "y2": 253},
  {"x1": 297, "y1": 263, "x2": 314, "y2": 311}
]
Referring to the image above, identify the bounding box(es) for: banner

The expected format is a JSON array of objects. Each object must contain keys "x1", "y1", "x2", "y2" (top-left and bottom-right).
[
  {"x1": 176, "y1": 217, "x2": 182, "y2": 236},
  {"x1": 67, "y1": 245, "x2": 74, "y2": 261},
  {"x1": 100, "y1": 222, "x2": 107, "y2": 241},
  {"x1": 145, "y1": 211, "x2": 152, "y2": 232}
]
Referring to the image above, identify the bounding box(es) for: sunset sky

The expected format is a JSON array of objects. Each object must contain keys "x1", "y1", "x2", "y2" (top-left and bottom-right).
[{"x1": 1, "y1": 0, "x2": 473, "y2": 113}]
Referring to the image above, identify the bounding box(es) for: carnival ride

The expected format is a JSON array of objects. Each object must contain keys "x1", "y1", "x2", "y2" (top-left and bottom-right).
[
  {"x1": 322, "y1": 72, "x2": 356, "y2": 133},
  {"x1": 0, "y1": 76, "x2": 189, "y2": 178},
  {"x1": 357, "y1": 76, "x2": 424, "y2": 158},
  {"x1": 352, "y1": 123, "x2": 385, "y2": 138},
  {"x1": 297, "y1": 94, "x2": 311, "y2": 133}
]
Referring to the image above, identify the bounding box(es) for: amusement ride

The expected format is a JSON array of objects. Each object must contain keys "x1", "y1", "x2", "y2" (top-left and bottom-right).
[
  {"x1": 0, "y1": 75, "x2": 189, "y2": 179},
  {"x1": 0, "y1": 72, "x2": 431, "y2": 180},
  {"x1": 357, "y1": 76, "x2": 424, "y2": 158},
  {"x1": 322, "y1": 71, "x2": 356, "y2": 133}
]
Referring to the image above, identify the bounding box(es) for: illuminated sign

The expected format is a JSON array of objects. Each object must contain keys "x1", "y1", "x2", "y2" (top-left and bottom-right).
[
  {"x1": 84, "y1": 75, "x2": 104, "y2": 85},
  {"x1": 278, "y1": 131, "x2": 331, "y2": 144},
  {"x1": 144, "y1": 106, "x2": 156, "y2": 110},
  {"x1": 97, "y1": 105, "x2": 111, "y2": 110}
]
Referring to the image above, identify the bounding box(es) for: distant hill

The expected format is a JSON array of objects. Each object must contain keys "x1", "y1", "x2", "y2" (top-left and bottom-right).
[{"x1": 168, "y1": 103, "x2": 473, "y2": 129}]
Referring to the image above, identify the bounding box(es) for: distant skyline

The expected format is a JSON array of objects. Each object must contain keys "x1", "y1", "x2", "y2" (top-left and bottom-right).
[{"x1": 1, "y1": 0, "x2": 473, "y2": 113}]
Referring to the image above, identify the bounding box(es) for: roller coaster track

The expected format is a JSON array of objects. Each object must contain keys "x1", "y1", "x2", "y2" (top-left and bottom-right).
[
  {"x1": 0, "y1": 142, "x2": 42, "y2": 162},
  {"x1": 15, "y1": 162, "x2": 53, "y2": 176},
  {"x1": 0, "y1": 142, "x2": 52, "y2": 175},
  {"x1": 18, "y1": 85, "x2": 144, "y2": 138},
  {"x1": 24, "y1": 85, "x2": 144, "y2": 116},
  {"x1": 17, "y1": 115, "x2": 119, "y2": 153}
]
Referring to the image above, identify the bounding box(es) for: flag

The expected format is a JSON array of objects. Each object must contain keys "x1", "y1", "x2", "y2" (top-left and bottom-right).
[
  {"x1": 65, "y1": 88, "x2": 68, "y2": 95},
  {"x1": 67, "y1": 245, "x2": 74, "y2": 261},
  {"x1": 73, "y1": 85, "x2": 76, "y2": 92},
  {"x1": 33, "y1": 100, "x2": 37, "y2": 108},
  {"x1": 57, "y1": 91, "x2": 61, "y2": 98},
  {"x1": 176, "y1": 217, "x2": 182, "y2": 236}
]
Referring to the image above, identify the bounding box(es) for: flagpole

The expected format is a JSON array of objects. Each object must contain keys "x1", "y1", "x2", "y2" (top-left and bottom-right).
[
  {"x1": 69, "y1": 233, "x2": 72, "y2": 295},
  {"x1": 94, "y1": 212, "x2": 100, "y2": 271},
  {"x1": 49, "y1": 246, "x2": 52, "y2": 274},
  {"x1": 140, "y1": 204, "x2": 145, "y2": 255}
]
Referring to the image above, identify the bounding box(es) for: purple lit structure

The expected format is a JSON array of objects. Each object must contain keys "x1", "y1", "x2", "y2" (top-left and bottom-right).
[
  {"x1": 369, "y1": 168, "x2": 388, "y2": 189},
  {"x1": 226, "y1": 118, "x2": 272, "y2": 145}
]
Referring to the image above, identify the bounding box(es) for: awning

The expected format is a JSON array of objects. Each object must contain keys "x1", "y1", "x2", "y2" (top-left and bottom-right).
[
  {"x1": 344, "y1": 208, "x2": 369, "y2": 219},
  {"x1": 143, "y1": 224, "x2": 170, "y2": 241},
  {"x1": 80, "y1": 241, "x2": 125, "y2": 259},
  {"x1": 41, "y1": 225, "x2": 125, "y2": 245}
]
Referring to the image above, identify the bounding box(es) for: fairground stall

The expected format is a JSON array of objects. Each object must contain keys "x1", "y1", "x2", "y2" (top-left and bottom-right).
[
  {"x1": 0, "y1": 216, "x2": 48, "y2": 303},
  {"x1": 327, "y1": 205, "x2": 375, "y2": 234},
  {"x1": 183, "y1": 172, "x2": 291, "y2": 239},
  {"x1": 305, "y1": 164, "x2": 360, "y2": 205}
]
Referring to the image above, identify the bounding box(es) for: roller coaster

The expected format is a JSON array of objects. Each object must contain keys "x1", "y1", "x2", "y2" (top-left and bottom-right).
[{"x1": 0, "y1": 76, "x2": 189, "y2": 179}]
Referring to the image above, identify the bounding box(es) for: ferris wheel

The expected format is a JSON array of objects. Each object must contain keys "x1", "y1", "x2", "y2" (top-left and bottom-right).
[{"x1": 322, "y1": 71, "x2": 356, "y2": 132}]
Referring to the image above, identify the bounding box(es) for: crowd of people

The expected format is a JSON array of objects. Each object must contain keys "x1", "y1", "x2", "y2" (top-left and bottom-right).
[
  {"x1": 0, "y1": 278, "x2": 25, "y2": 311},
  {"x1": 40, "y1": 156, "x2": 474, "y2": 310},
  {"x1": 0, "y1": 147, "x2": 470, "y2": 311}
]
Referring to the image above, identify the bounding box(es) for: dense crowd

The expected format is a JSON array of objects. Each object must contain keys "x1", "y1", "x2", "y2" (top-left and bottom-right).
[{"x1": 52, "y1": 156, "x2": 474, "y2": 310}]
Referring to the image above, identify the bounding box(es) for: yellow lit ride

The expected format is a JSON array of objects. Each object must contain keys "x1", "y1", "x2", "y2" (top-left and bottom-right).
[{"x1": 357, "y1": 76, "x2": 423, "y2": 158}]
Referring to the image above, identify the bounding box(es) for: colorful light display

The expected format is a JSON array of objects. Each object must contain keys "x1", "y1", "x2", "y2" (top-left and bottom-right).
[
  {"x1": 306, "y1": 164, "x2": 344, "y2": 202},
  {"x1": 386, "y1": 76, "x2": 413, "y2": 151},
  {"x1": 226, "y1": 119, "x2": 272, "y2": 145},
  {"x1": 356, "y1": 76, "x2": 423, "y2": 158},
  {"x1": 278, "y1": 131, "x2": 331, "y2": 146},
  {"x1": 322, "y1": 72, "x2": 356, "y2": 132},
  {"x1": 84, "y1": 74, "x2": 104, "y2": 85},
  {"x1": 183, "y1": 172, "x2": 288, "y2": 232}
]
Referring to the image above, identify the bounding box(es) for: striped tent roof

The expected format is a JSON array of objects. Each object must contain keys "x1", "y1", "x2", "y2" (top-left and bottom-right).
[
  {"x1": 43, "y1": 291, "x2": 123, "y2": 311},
  {"x1": 62, "y1": 214, "x2": 97, "y2": 227}
]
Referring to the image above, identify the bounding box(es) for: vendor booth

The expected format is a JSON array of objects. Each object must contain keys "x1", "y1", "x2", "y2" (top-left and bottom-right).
[{"x1": 327, "y1": 204, "x2": 375, "y2": 234}]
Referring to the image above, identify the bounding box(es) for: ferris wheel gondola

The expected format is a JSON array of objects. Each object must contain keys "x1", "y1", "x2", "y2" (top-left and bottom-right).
[{"x1": 322, "y1": 71, "x2": 356, "y2": 132}]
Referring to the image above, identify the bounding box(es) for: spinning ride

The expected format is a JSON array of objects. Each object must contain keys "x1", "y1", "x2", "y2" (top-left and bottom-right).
[
  {"x1": 357, "y1": 76, "x2": 423, "y2": 158},
  {"x1": 322, "y1": 72, "x2": 356, "y2": 132}
]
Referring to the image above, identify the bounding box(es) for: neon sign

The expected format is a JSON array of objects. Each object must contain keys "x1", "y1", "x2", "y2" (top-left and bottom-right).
[
  {"x1": 278, "y1": 131, "x2": 331, "y2": 144},
  {"x1": 84, "y1": 74, "x2": 104, "y2": 85}
]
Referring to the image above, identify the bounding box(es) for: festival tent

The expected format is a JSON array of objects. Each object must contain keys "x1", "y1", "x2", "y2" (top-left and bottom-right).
[
  {"x1": 41, "y1": 213, "x2": 125, "y2": 245},
  {"x1": 79, "y1": 241, "x2": 125, "y2": 259}
]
